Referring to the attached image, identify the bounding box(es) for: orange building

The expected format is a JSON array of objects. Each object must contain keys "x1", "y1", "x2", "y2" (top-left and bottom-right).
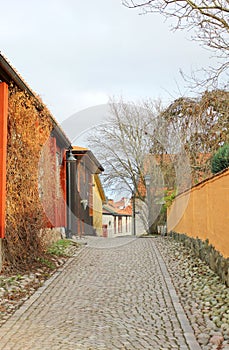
[{"x1": 0, "y1": 53, "x2": 71, "y2": 240}]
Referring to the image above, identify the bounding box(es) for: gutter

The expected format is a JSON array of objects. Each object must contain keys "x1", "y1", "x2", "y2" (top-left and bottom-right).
[{"x1": 73, "y1": 149, "x2": 104, "y2": 173}]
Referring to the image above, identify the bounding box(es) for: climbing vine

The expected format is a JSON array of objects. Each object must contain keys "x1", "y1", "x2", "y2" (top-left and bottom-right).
[{"x1": 3, "y1": 86, "x2": 53, "y2": 271}]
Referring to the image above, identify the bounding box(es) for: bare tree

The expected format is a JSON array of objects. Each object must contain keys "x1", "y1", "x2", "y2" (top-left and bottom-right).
[
  {"x1": 88, "y1": 98, "x2": 191, "y2": 233},
  {"x1": 161, "y1": 89, "x2": 229, "y2": 183},
  {"x1": 123, "y1": 0, "x2": 229, "y2": 87},
  {"x1": 88, "y1": 99, "x2": 158, "y2": 198},
  {"x1": 88, "y1": 99, "x2": 169, "y2": 233},
  {"x1": 89, "y1": 90, "x2": 228, "y2": 233}
]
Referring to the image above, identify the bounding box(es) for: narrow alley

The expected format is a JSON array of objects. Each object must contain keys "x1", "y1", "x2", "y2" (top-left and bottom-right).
[{"x1": 0, "y1": 237, "x2": 205, "y2": 350}]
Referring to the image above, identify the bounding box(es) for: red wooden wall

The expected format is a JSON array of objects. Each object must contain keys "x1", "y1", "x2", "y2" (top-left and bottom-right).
[{"x1": 0, "y1": 83, "x2": 8, "y2": 238}]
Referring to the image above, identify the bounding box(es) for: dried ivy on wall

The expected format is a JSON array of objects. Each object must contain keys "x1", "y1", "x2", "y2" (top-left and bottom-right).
[
  {"x1": 3, "y1": 87, "x2": 53, "y2": 271},
  {"x1": 39, "y1": 136, "x2": 58, "y2": 228}
]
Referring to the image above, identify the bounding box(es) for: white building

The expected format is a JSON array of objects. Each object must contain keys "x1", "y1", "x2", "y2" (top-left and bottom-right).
[{"x1": 102, "y1": 198, "x2": 132, "y2": 238}]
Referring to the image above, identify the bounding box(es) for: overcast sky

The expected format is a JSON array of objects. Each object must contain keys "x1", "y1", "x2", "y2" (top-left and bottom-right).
[{"x1": 1, "y1": 0, "x2": 216, "y2": 126}]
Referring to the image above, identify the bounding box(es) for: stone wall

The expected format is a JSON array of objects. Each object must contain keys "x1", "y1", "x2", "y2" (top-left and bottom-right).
[
  {"x1": 169, "y1": 231, "x2": 229, "y2": 287},
  {"x1": 39, "y1": 227, "x2": 65, "y2": 248}
]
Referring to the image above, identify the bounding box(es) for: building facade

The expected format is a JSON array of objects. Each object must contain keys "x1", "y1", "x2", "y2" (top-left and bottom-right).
[
  {"x1": 0, "y1": 54, "x2": 75, "y2": 270},
  {"x1": 102, "y1": 199, "x2": 132, "y2": 238},
  {"x1": 67, "y1": 146, "x2": 104, "y2": 237}
]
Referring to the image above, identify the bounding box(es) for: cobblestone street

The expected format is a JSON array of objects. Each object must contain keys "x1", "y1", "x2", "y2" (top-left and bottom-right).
[{"x1": 0, "y1": 237, "x2": 203, "y2": 349}]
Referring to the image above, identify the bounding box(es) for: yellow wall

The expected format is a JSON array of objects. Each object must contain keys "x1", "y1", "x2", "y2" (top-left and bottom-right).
[
  {"x1": 92, "y1": 176, "x2": 104, "y2": 236},
  {"x1": 168, "y1": 169, "x2": 229, "y2": 258}
]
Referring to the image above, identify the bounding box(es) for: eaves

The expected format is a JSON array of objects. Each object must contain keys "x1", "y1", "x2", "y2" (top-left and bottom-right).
[{"x1": 0, "y1": 53, "x2": 71, "y2": 149}]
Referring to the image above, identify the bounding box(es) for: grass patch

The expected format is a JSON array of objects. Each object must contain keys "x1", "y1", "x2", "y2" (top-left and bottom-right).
[
  {"x1": 47, "y1": 239, "x2": 72, "y2": 257},
  {"x1": 37, "y1": 257, "x2": 56, "y2": 270}
]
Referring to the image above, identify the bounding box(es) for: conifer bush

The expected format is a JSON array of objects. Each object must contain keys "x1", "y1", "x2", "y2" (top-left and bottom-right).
[{"x1": 211, "y1": 144, "x2": 229, "y2": 174}]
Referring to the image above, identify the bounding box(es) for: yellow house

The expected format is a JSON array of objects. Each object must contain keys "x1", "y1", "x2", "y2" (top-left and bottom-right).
[{"x1": 92, "y1": 174, "x2": 106, "y2": 236}]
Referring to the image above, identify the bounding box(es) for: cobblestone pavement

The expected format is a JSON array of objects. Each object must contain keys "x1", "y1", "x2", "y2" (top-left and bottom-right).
[{"x1": 0, "y1": 237, "x2": 201, "y2": 350}]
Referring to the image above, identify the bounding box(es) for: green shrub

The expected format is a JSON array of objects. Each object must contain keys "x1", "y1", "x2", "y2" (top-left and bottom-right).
[
  {"x1": 47, "y1": 239, "x2": 72, "y2": 256},
  {"x1": 37, "y1": 257, "x2": 56, "y2": 270},
  {"x1": 211, "y1": 144, "x2": 229, "y2": 174}
]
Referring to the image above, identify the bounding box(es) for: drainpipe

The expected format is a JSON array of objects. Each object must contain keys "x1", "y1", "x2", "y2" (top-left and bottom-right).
[
  {"x1": 132, "y1": 193, "x2": 136, "y2": 236},
  {"x1": 145, "y1": 174, "x2": 151, "y2": 234},
  {"x1": 66, "y1": 149, "x2": 76, "y2": 238}
]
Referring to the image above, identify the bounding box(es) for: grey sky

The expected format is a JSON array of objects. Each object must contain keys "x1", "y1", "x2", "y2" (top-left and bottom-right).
[{"x1": 1, "y1": 0, "x2": 217, "y2": 124}]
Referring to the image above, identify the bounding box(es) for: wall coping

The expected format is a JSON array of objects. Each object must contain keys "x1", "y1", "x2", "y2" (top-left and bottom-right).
[{"x1": 176, "y1": 167, "x2": 229, "y2": 199}]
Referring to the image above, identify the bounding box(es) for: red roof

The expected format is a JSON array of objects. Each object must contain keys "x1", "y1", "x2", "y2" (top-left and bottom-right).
[{"x1": 103, "y1": 198, "x2": 132, "y2": 216}]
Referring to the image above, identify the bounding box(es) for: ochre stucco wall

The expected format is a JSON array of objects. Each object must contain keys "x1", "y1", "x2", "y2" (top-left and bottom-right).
[
  {"x1": 168, "y1": 169, "x2": 229, "y2": 258},
  {"x1": 93, "y1": 178, "x2": 103, "y2": 236}
]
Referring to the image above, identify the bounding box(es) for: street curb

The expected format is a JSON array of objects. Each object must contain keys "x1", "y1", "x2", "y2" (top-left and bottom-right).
[{"x1": 152, "y1": 242, "x2": 202, "y2": 350}]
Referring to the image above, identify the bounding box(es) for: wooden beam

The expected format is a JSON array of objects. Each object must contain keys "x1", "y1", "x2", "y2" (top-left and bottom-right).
[{"x1": 0, "y1": 83, "x2": 8, "y2": 238}]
